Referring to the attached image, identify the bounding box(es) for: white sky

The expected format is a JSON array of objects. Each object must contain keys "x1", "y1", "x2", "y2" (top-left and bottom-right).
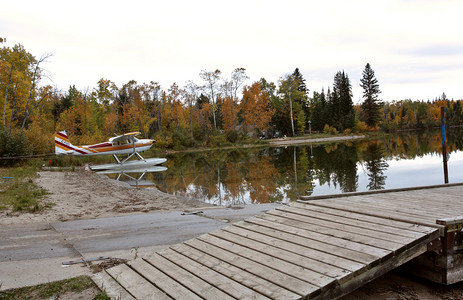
[{"x1": 2, "y1": 0, "x2": 463, "y2": 102}]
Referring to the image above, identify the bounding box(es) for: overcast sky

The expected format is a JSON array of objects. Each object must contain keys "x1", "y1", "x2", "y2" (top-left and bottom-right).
[{"x1": 2, "y1": 0, "x2": 463, "y2": 103}]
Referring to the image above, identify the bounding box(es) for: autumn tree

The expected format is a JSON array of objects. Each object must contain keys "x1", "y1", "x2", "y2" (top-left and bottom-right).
[
  {"x1": 199, "y1": 69, "x2": 222, "y2": 130},
  {"x1": 184, "y1": 80, "x2": 198, "y2": 137},
  {"x1": 166, "y1": 82, "x2": 186, "y2": 131},
  {"x1": 222, "y1": 68, "x2": 249, "y2": 102},
  {"x1": 144, "y1": 81, "x2": 162, "y2": 135},
  {"x1": 90, "y1": 78, "x2": 116, "y2": 136},
  {"x1": 195, "y1": 98, "x2": 213, "y2": 137},
  {"x1": 258, "y1": 78, "x2": 280, "y2": 134},
  {"x1": 114, "y1": 80, "x2": 138, "y2": 133},
  {"x1": 221, "y1": 96, "x2": 239, "y2": 132},
  {"x1": 360, "y1": 63, "x2": 382, "y2": 127},
  {"x1": 241, "y1": 82, "x2": 275, "y2": 134},
  {"x1": 1, "y1": 44, "x2": 48, "y2": 131}
]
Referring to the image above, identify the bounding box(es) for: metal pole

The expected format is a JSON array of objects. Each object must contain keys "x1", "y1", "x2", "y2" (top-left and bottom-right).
[{"x1": 441, "y1": 107, "x2": 449, "y2": 184}]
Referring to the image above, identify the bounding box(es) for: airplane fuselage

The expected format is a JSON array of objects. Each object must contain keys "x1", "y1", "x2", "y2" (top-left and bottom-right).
[
  {"x1": 54, "y1": 131, "x2": 154, "y2": 156},
  {"x1": 62, "y1": 140, "x2": 153, "y2": 156}
]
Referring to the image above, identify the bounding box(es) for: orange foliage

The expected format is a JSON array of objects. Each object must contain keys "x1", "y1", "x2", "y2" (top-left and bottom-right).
[
  {"x1": 221, "y1": 96, "x2": 239, "y2": 132},
  {"x1": 241, "y1": 82, "x2": 275, "y2": 133}
]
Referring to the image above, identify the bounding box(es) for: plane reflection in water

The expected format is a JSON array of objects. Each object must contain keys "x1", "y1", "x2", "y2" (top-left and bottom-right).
[{"x1": 96, "y1": 165, "x2": 168, "y2": 189}]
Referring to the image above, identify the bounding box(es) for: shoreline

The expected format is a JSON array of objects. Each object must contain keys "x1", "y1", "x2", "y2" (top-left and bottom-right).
[
  {"x1": 162, "y1": 134, "x2": 367, "y2": 155},
  {"x1": 268, "y1": 134, "x2": 365, "y2": 146}
]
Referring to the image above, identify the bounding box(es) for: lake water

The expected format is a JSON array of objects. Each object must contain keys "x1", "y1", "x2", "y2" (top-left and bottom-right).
[{"x1": 107, "y1": 129, "x2": 463, "y2": 205}]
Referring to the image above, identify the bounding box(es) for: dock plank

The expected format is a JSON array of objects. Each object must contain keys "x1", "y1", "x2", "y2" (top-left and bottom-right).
[
  {"x1": 184, "y1": 237, "x2": 320, "y2": 297},
  {"x1": 245, "y1": 216, "x2": 392, "y2": 258},
  {"x1": 222, "y1": 224, "x2": 365, "y2": 273},
  {"x1": 307, "y1": 199, "x2": 442, "y2": 226},
  {"x1": 232, "y1": 221, "x2": 378, "y2": 266},
  {"x1": 92, "y1": 271, "x2": 135, "y2": 300},
  {"x1": 257, "y1": 213, "x2": 405, "y2": 251},
  {"x1": 169, "y1": 243, "x2": 301, "y2": 299},
  {"x1": 127, "y1": 258, "x2": 202, "y2": 300},
  {"x1": 105, "y1": 263, "x2": 171, "y2": 300},
  {"x1": 200, "y1": 231, "x2": 337, "y2": 288},
  {"x1": 157, "y1": 248, "x2": 269, "y2": 300},
  {"x1": 292, "y1": 202, "x2": 435, "y2": 234},
  {"x1": 367, "y1": 193, "x2": 463, "y2": 213},
  {"x1": 143, "y1": 253, "x2": 234, "y2": 300},
  {"x1": 276, "y1": 205, "x2": 428, "y2": 239}
]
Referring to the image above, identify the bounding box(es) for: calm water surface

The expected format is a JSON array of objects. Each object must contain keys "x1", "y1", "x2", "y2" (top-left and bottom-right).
[{"x1": 108, "y1": 129, "x2": 463, "y2": 205}]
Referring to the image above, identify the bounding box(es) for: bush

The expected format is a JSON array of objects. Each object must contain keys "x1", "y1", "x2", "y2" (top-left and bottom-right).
[
  {"x1": 323, "y1": 124, "x2": 330, "y2": 134},
  {"x1": 171, "y1": 130, "x2": 195, "y2": 149},
  {"x1": 24, "y1": 125, "x2": 53, "y2": 155},
  {"x1": 0, "y1": 130, "x2": 32, "y2": 166},
  {"x1": 226, "y1": 130, "x2": 239, "y2": 143},
  {"x1": 154, "y1": 134, "x2": 173, "y2": 149},
  {"x1": 192, "y1": 124, "x2": 206, "y2": 142},
  {"x1": 329, "y1": 126, "x2": 338, "y2": 135},
  {"x1": 323, "y1": 124, "x2": 338, "y2": 135},
  {"x1": 354, "y1": 121, "x2": 368, "y2": 133},
  {"x1": 209, "y1": 134, "x2": 229, "y2": 147}
]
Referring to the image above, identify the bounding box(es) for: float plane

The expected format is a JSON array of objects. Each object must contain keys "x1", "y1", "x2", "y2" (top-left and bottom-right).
[{"x1": 54, "y1": 131, "x2": 166, "y2": 170}]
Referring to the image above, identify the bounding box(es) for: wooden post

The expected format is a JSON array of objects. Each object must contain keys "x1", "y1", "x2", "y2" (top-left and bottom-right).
[{"x1": 441, "y1": 107, "x2": 449, "y2": 184}]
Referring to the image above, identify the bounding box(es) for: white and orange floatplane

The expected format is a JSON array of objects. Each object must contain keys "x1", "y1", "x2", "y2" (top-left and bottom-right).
[{"x1": 54, "y1": 131, "x2": 166, "y2": 171}]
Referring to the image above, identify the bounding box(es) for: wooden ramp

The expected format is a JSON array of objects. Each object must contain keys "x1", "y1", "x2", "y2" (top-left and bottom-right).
[{"x1": 93, "y1": 184, "x2": 463, "y2": 299}]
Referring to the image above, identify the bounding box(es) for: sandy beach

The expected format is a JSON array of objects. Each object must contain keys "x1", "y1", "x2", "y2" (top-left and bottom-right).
[{"x1": 0, "y1": 170, "x2": 210, "y2": 226}]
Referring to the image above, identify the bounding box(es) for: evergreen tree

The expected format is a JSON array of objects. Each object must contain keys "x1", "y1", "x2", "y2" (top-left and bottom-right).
[
  {"x1": 360, "y1": 63, "x2": 382, "y2": 127},
  {"x1": 292, "y1": 68, "x2": 308, "y2": 94},
  {"x1": 310, "y1": 89, "x2": 327, "y2": 131},
  {"x1": 292, "y1": 68, "x2": 310, "y2": 118},
  {"x1": 332, "y1": 71, "x2": 354, "y2": 130},
  {"x1": 326, "y1": 86, "x2": 338, "y2": 128}
]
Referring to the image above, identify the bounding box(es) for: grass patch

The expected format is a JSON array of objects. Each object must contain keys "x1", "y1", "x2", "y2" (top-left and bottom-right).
[
  {"x1": 0, "y1": 275, "x2": 109, "y2": 299},
  {"x1": 0, "y1": 165, "x2": 49, "y2": 212}
]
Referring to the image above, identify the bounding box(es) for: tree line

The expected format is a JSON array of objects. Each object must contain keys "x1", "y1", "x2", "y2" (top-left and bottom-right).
[{"x1": 1, "y1": 43, "x2": 462, "y2": 160}]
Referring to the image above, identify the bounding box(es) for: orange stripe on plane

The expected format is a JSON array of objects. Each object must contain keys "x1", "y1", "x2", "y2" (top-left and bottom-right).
[
  {"x1": 54, "y1": 133, "x2": 70, "y2": 144},
  {"x1": 56, "y1": 143, "x2": 72, "y2": 152}
]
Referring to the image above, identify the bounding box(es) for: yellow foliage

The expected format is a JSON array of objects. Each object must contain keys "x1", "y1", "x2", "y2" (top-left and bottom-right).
[
  {"x1": 23, "y1": 112, "x2": 55, "y2": 154},
  {"x1": 24, "y1": 122, "x2": 53, "y2": 154},
  {"x1": 155, "y1": 134, "x2": 172, "y2": 148},
  {"x1": 354, "y1": 121, "x2": 368, "y2": 132}
]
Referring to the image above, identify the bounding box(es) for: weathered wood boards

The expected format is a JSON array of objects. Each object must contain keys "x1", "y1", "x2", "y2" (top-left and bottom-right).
[{"x1": 93, "y1": 184, "x2": 463, "y2": 299}]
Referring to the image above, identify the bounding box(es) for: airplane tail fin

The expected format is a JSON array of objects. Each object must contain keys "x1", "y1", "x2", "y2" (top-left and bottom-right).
[{"x1": 54, "y1": 131, "x2": 75, "y2": 155}]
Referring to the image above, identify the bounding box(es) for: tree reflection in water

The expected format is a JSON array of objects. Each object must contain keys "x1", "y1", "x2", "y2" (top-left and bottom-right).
[
  {"x1": 144, "y1": 129, "x2": 463, "y2": 205},
  {"x1": 362, "y1": 142, "x2": 389, "y2": 190}
]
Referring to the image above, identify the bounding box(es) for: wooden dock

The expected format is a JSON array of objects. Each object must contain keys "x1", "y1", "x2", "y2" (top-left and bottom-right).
[{"x1": 93, "y1": 183, "x2": 463, "y2": 299}]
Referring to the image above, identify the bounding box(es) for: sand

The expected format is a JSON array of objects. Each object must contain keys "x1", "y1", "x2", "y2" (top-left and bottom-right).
[{"x1": 0, "y1": 169, "x2": 209, "y2": 226}]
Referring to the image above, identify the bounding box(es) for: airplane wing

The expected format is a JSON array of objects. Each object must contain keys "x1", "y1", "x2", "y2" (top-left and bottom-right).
[{"x1": 109, "y1": 132, "x2": 141, "y2": 143}]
